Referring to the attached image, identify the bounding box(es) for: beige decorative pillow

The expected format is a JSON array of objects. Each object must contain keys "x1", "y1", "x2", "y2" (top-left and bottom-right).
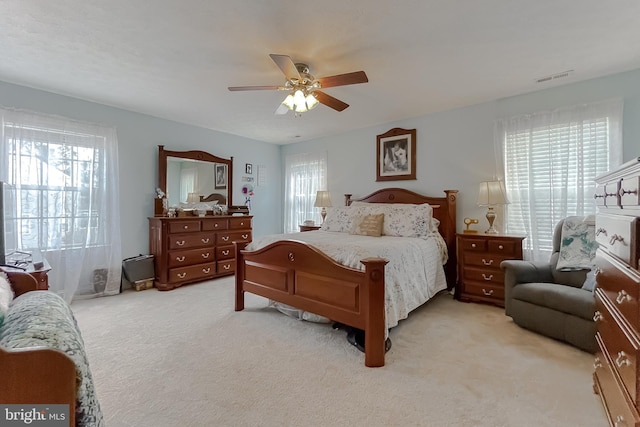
[{"x1": 351, "y1": 213, "x2": 384, "y2": 237}]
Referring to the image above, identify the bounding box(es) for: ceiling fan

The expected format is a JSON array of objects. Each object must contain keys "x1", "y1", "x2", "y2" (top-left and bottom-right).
[{"x1": 228, "y1": 54, "x2": 368, "y2": 115}]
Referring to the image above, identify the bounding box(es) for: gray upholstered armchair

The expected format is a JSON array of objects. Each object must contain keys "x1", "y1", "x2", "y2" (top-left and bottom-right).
[{"x1": 500, "y1": 218, "x2": 596, "y2": 353}]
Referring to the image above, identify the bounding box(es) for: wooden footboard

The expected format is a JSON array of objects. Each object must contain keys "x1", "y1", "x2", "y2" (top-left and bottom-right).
[
  {"x1": 235, "y1": 240, "x2": 388, "y2": 367},
  {"x1": 0, "y1": 271, "x2": 77, "y2": 425}
]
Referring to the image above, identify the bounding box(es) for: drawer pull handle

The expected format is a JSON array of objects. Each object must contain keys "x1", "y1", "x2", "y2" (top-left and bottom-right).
[
  {"x1": 202, "y1": 267, "x2": 211, "y2": 274},
  {"x1": 609, "y1": 234, "x2": 624, "y2": 245},
  {"x1": 215, "y1": 223, "x2": 219, "y2": 228},
  {"x1": 615, "y1": 415, "x2": 628, "y2": 427},
  {"x1": 240, "y1": 221, "x2": 245, "y2": 226},
  {"x1": 222, "y1": 236, "x2": 230, "y2": 241},
  {"x1": 242, "y1": 234, "x2": 249, "y2": 239},
  {"x1": 615, "y1": 351, "x2": 631, "y2": 368},
  {"x1": 482, "y1": 259, "x2": 493, "y2": 266},
  {"x1": 593, "y1": 311, "x2": 604, "y2": 322},
  {"x1": 596, "y1": 227, "x2": 607, "y2": 236},
  {"x1": 184, "y1": 225, "x2": 189, "y2": 229},
  {"x1": 201, "y1": 238, "x2": 210, "y2": 244},
  {"x1": 177, "y1": 272, "x2": 187, "y2": 279},
  {"x1": 202, "y1": 253, "x2": 210, "y2": 259},
  {"x1": 616, "y1": 290, "x2": 632, "y2": 305},
  {"x1": 223, "y1": 264, "x2": 231, "y2": 270},
  {"x1": 482, "y1": 288, "x2": 494, "y2": 296},
  {"x1": 471, "y1": 243, "x2": 477, "y2": 248},
  {"x1": 176, "y1": 240, "x2": 185, "y2": 246},
  {"x1": 593, "y1": 267, "x2": 601, "y2": 276},
  {"x1": 593, "y1": 357, "x2": 602, "y2": 370},
  {"x1": 176, "y1": 256, "x2": 185, "y2": 262},
  {"x1": 498, "y1": 245, "x2": 504, "y2": 250},
  {"x1": 619, "y1": 187, "x2": 638, "y2": 197},
  {"x1": 481, "y1": 274, "x2": 493, "y2": 281},
  {"x1": 222, "y1": 250, "x2": 230, "y2": 255}
]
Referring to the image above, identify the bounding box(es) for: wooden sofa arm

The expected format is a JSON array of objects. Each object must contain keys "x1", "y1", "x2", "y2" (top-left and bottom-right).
[{"x1": 2, "y1": 270, "x2": 39, "y2": 297}]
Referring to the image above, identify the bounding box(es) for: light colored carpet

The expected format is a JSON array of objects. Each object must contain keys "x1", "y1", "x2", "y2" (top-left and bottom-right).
[{"x1": 71, "y1": 277, "x2": 607, "y2": 427}]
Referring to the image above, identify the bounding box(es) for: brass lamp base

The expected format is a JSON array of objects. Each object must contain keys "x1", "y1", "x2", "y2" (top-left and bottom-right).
[{"x1": 485, "y1": 207, "x2": 499, "y2": 234}]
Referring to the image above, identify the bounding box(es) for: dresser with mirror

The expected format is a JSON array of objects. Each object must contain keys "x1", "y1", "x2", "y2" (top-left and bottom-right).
[{"x1": 149, "y1": 146, "x2": 252, "y2": 290}]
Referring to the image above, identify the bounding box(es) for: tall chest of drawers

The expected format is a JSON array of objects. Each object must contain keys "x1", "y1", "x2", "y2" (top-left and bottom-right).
[
  {"x1": 592, "y1": 158, "x2": 640, "y2": 427},
  {"x1": 149, "y1": 216, "x2": 252, "y2": 290}
]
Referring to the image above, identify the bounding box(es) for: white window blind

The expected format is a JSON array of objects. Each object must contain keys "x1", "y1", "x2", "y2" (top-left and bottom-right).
[
  {"x1": 497, "y1": 99, "x2": 622, "y2": 261},
  {"x1": 284, "y1": 151, "x2": 328, "y2": 233}
]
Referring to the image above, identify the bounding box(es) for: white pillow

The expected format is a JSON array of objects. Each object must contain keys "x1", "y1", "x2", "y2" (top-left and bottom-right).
[
  {"x1": 319, "y1": 206, "x2": 360, "y2": 233},
  {"x1": 0, "y1": 272, "x2": 15, "y2": 324},
  {"x1": 352, "y1": 203, "x2": 436, "y2": 237}
]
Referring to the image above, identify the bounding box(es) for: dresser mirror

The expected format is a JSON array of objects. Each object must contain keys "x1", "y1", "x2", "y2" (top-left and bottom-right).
[{"x1": 157, "y1": 145, "x2": 233, "y2": 211}]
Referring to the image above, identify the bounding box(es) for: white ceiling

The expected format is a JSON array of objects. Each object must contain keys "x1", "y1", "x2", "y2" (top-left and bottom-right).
[{"x1": 1, "y1": 1, "x2": 639, "y2": 144}]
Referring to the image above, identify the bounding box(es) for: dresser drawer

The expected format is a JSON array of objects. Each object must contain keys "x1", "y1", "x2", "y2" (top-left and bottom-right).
[
  {"x1": 202, "y1": 218, "x2": 228, "y2": 231},
  {"x1": 594, "y1": 333, "x2": 640, "y2": 427},
  {"x1": 217, "y1": 231, "x2": 252, "y2": 245},
  {"x1": 595, "y1": 250, "x2": 640, "y2": 329},
  {"x1": 230, "y1": 216, "x2": 252, "y2": 230},
  {"x1": 460, "y1": 238, "x2": 487, "y2": 252},
  {"x1": 217, "y1": 259, "x2": 236, "y2": 274},
  {"x1": 168, "y1": 247, "x2": 215, "y2": 268},
  {"x1": 169, "y1": 220, "x2": 201, "y2": 233},
  {"x1": 596, "y1": 213, "x2": 639, "y2": 268},
  {"x1": 169, "y1": 262, "x2": 217, "y2": 283},
  {"x1": 620, "y1": 176, "x2": 640, "y2": 207},
  {"x1": 168, "y1": 232, "x2": 216, "y2": 250},
  {"x1": 461, "y1": 280, "x2": 504, "y2": 301},
  {"x1": 595, "y1": 291, "x2": 639, "y2": 403},
  {"x1": 464, "y1": 252, "x2": 514, "y2": 269},
  {"x1": 462, "y1": 267, "x2": 504, "y2": 284},
  {"x1": 216, "y1": 245, "x2": 234, "y2": 260}
]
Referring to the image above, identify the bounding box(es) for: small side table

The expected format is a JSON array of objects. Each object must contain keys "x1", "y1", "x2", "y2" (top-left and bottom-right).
[
  {"x1": 455, "y1": 233, "x2": 525, "y2": 307},
  {"x1": 299, "y1": 224, "x2": 321, "y2": 232}
]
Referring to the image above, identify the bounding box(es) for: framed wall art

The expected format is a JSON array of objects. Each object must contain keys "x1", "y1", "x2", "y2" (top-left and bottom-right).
[{"x1": 376, "y1": 127, "x2": 416, "y2": 181}]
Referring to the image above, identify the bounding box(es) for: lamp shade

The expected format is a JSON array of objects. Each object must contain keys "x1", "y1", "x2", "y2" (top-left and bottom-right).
[
  {"x1": 477, "y1": 181, "x2": 509, "y2": 206},
  {"x1": 314, "y1": 191, "x2": 332, "y2": 208}
]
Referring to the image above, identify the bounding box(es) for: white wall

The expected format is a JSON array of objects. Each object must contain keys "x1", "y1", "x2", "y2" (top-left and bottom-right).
[
  {"x1": 0, "y1": 81, "x2": 283, "y2": 259},
  {"x1": 281, "y1": 68, "x2": 640, "y2": 233}
]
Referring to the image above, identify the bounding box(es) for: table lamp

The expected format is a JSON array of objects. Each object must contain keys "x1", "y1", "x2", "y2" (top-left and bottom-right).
[
  {"x1": 314, "y1": 190, "x2": 332, "y2": 223},
  {"x1": 477, "y1": 180, "x2": 509, "y2": 234}
]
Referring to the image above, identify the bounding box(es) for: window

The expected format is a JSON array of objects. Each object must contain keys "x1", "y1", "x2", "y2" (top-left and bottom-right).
[
  {"x1": 497, "y1": 99, "x2": 622, "y2": 261},
  {"x1": 284, "y1": 151, "x2": 328, "y2": 233},
  {"x1": 0, "y1": 108, "x2": 122, "y2": 301}
]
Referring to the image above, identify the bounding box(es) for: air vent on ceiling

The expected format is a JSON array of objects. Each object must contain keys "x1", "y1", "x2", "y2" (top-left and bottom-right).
[{"x1": 535, "y1": 70, "x2": 574, "y2": 84}]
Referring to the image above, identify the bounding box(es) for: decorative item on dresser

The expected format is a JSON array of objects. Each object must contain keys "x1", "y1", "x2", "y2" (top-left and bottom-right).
[
  {"x1": 456, "y1": 233, "x2": 525, "y2": 307},
  {"x1": 149, "y1": 216, "x2": 252, "y2": 290},
  {"x1": 592, "y1": 157, "x2": 640, "y2": 427}
]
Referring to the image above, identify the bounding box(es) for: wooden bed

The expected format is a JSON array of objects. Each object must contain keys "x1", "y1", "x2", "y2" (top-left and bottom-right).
[{"x1": 234, "y1": 188, "x2": 458, "y2": 367}]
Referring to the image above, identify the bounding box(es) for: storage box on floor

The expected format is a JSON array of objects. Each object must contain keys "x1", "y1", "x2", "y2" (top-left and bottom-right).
[{"x1": 122, "y1": 254, "x2": 155, "y2": 291}]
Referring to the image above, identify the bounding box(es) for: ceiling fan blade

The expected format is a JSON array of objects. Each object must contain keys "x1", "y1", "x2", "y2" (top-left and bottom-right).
[
  {"x1": 228, "y1": 85, "x2": 283, "y2": 91},
  {"x1": 314, "y1": 91, "x2": 349, "y2": 112},
  {"x1": 269, "y1": 54, "x2": 301, "y2": 80},
  {"x1": 275, "y1": 101, "x2": 290, "y2": 115},
  {"x1": 317, "y1": 71, "x2": 368, "y2": 88}
]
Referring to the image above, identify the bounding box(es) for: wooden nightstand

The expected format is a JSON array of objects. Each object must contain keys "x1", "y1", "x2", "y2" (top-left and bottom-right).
[
  {"x1": 455, "y1": 233, "x2": 525, "y2": 307},
  {"x1": 299, "y1": 224, "x2": 321, "y2": 232}
]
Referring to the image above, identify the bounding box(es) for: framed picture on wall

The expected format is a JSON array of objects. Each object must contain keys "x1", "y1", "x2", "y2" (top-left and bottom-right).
[
  {"x1": 376, "y1": 127, "x2": 416, "y2": 181},
  {"x1": 215, "y1": 164, "x2": 227, "y2": 189}
]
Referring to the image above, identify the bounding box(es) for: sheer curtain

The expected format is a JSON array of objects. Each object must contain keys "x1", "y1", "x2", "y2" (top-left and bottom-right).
[
  {"x1": 0, "y1": 108, "x2": 122, "y2": 302},
  {"x1": 284, "y1": 151, "x2": 328, "y2": 233},
  {"x1": 495, "y1": 99, "x2": 623, "y2": 261}
]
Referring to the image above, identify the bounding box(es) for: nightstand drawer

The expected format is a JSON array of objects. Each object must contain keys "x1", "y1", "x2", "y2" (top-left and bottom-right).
[
  {"x1": 464, "y1": 252, "x2": 513, "y2": 269},
  {"x1": 460, "y1": 238, "x2": 487, "y2": 252},
  {"x1": 463, "y1": 267, "x2": 504, "y2": 284},
  {"x1": 463, "y1": 281, "x2": 505, "y2": 301}
]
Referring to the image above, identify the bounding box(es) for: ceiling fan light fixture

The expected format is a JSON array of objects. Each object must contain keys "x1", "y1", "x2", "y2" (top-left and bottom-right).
[
  {"x1": 282, "y1": 93, "x2": 295, "y2": 110},
  {"x1": 305, "y1": 93, "x2": 319, "y2": 110},
  {"x1": 293, "y1": 89, "x2": 308, "y2": 112}
]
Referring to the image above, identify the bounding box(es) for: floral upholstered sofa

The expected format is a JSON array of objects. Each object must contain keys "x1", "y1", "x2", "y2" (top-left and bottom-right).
[{"x1": 0, "y1": 270, "x2": 104, "y2": 426}]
